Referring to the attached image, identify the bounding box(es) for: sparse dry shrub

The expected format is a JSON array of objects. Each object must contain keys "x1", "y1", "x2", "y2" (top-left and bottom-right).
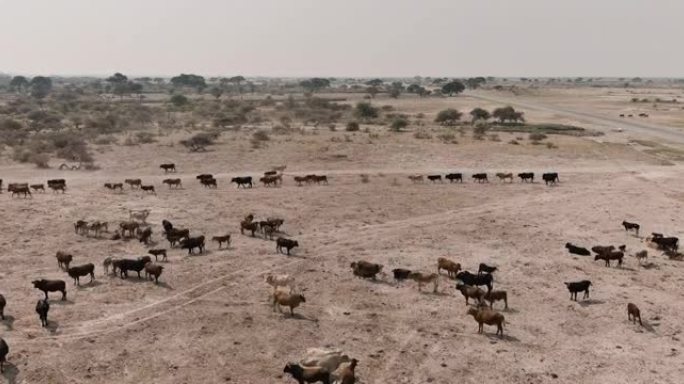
[
  {"x1": 529, "y1": 132, "x2": 547, "y2": 141},
  {"x1": 32, "y1": 153, "x2": 50, "y2": 168},
  {"x1": 360, "y1": 174, "x2": 370, "y2": 183},
  {"x1": 437, "y1": 132, "x2": 457, "y2": 144},
  {"x1": 346, "y1": 121, "x2": 360, "y2": 131},
  {"x1": 488, "y1": 134, "x2": 501, "y2": 142},
  {"x1": 94, "y1": 135, "x2": 118, "y2": 145},
  {"x1": 546, "y1": 142, "x2": 558, "y2": 149},
  {"x1": 509, "y1": 139, "x2": 520, "y2": 145},
  {"x1": 135, "y1": 131, "x2": 156, "y2": 144},
  {"x1": 180, "y1": 132, "x2": 218, "y2": 152},
  {"x1": 414, "y1": 130, "x2": 432, "y2": 139},
  {"x1": 252, "y1": 130, "x2": 270, "y2": 142}
]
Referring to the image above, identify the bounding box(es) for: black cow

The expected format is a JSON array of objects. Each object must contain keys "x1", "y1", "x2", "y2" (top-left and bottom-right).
[
  {"x1": 231, "y1": 176, "x2": 253, "y2": 188},
  {"x1": 445, "y1": 173, "x2": 463, "y2": 183},
  {"x1": 565, "y1": 243, "x2": 591, "y2": 256},
  {"x1": 32, "y1": 279, "x2": 66, "y2": 301},
  {"x1": 276, "y1": 237, "x2": 299, "y2": 255},
  {"x1": 518, "y1": 172, "x2": 534, "y2": 183},
  {"x1": 622, "y1": 221, "x2": 640, "y2": 236},
  {"x1": 651, "y1": 236, "x2": 679, "y2": 251},
  {"x1": 392, "y1": 268, "x2": 412, "y2": 281},
  {"x1": 118, "y1": 258, "x2": 147, "y2": 279},
  {"x1": 427, "y1": 175, "x2": 442, "y2": 183},
  {"x1": 160, "y1": 163, "x2": 176, "y2": 173},
  {"x1": 456, "y1": 271, "x2": 493, "y2": 292},
  {"x1": 543, "y1": 172, "x2": 559, "y2": 185},
  {"x1": 472, "y1": 173, "x2": 488, "y2": 183},
  {"x1": 565, "y1": 280, "x2": 591, "y2": 301},
  {"x1": 180, "y1": 235, "x2": 205, "y2": 255},
  {"x1": 35, "y1": 299, "x2": 49, "y2": 327},
  {"x1": 478, "y1": 263, "x2": 497, "y2": 275},
  {"x1": 67, "y1": 263, "x2": 95, "y2": 286}
]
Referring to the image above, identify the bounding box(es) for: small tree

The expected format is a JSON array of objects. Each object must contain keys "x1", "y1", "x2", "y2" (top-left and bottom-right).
[
  {"x1": 434, "y1": 108, "x2": 462, "y2": 126},
  {"x1": 466, "y1": 77, "x2": 487, "y2": 89},
  {"x1": 209, "y1": 86, "x2": 223, "y2": 100},
  {"x1": 354, "y1": 102, "x2": 379, "y2": 120},
  {"x1": 365, "y1": 79, "x2": 384, "y2": 87},
  {"x1": 441, "y1": 80, "x2": 465, "y2": 96},
  {"x1": 390, "y1": 117, "x2": 408, "y2": 131},
  {"x1": 366, "y1": 86, "x2": 379, "y2": 98},
  {"x1": 299, "y1": 78, "x2": 330, "y2": 93},
  {"x1": 9, "y1": 76, "x2": 30, "y2": 93},
  {"x1": 30, "y1": 76, "x2": 52, "y2": 100},
  {"x1": 469, "y1": 107, "x2": 490, "y2": 122},
  {"x1": 492, "y1": 106, "x2": 525, "y2": 124},
  {"x1": 170, "y1": 94, "x2": 189, "y2": 108},
  {"x1": 171, "y1": 73, "x2": 207, "y2": 92},
  {"x1": 229, "y1": 75, "x2": 245, "y2": 98}
]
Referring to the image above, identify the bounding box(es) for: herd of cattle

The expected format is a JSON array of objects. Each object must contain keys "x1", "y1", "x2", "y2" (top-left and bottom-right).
[
  {"x1": 408, "y1": 172, "x2": 559, "y2": 185},
  {"x1": 0, "y1": 179, "x2": 67, "y2": 197},
  {"x1": 2, "y1": 165, "x2": 561, "y2": 201},
  {"x1": 0, "y1": 162, "x2": 677, "y2": 383}
]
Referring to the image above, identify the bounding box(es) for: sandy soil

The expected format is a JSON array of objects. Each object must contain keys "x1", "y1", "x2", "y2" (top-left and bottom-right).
[{"x1": 1, "y1": 118, "x2": 684, "y2": 384}]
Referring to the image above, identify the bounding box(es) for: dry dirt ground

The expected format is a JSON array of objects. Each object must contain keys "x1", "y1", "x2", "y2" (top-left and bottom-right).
[{"x1": 2, "y1": 105, "x2": 684, "y2": 384}]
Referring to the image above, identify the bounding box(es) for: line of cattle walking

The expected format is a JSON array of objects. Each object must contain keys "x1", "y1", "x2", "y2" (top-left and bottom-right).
[
  {"x1": 0, "y1": 179, "x2": 66, "y2": 197},
  {"x1": 408, "y1": 172, "x2": 559, "y2": 184}
]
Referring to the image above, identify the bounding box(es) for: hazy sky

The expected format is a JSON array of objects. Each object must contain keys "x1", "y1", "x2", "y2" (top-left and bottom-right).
[{"x1": 1, "y1": 0, "x2": 682, "y2": 78}]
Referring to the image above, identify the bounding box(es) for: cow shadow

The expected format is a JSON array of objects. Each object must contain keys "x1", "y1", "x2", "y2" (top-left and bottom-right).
[
  {"x1": 485, "y1": 333, "x2": 520, "y2": 342},
  {"x1": 120, "y1": 276, "x2": 154, "y2": 284},
  {"x1": 76, "y1": 280, "x2": 103, "y2": 289},
  {"x1": 578, "y1": 299, "x2": 605, "y2": 307},
  {"x1": 2, "y1": 362, "x2": 20, "y2": 384},
  {"x1": 1, "y1": 315, "x2": 15, "y2": 330},
  {"x1": 283, "y1": 313, "x2": 318, "y2": 323},
  {"x1": 49, "y1": 298, "x2": 74, "y2": 306},
  {"x1": 638, "y1": 320, "x2": 657, "y2": 333},
  {"x1": 281, "y1": 253, "x2": 306, "y2": 259},
  {"x1": 46, "y1": 320, "x2": 60, "y2": 334},
  {"x1": 153, "y1": 282, "x2": 174, "y2": 290}
]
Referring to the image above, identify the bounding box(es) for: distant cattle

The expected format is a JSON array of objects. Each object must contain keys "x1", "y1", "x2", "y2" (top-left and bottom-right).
[
  {"x1": 622, "y1": 221, "x2": 640, "y2": 236},
  {"x1": 542, "y1": 173, "x2": 559, "y2": 185},
  {"x1": 408, "y1": 175, "x2": 424, "y2": 183},
  {"x1": 30, "y1": 184, "x2": 45, "y2": 192},
  {"x1": 141, "y1": 185, "x2": 156, "y2": 194},
  {"x1": 180, "y1": 235, "x2": 205, "y2": 255},
  {"x1": 8, "y1": 183, "x2": 31, "y2": 198},
  {"x1": 427, "y1": 175, "x2": 442, "y2": 183},
  {"x1": 231, "y1": 177, "x2": 253, "y2": 188},
  {"x1": 125, "y1": 179, "x2": 142, "y2": 189},
  {"x1": 196, "y1": 174, "x2": 213, "y2": 181},
  {"x1": 495, "y1": 173, "x2": 513, "y2": 183},
  {"x1": 163, "y1": 178, "x2": 182, "y2": 189},
  {"x1": 200, "y1": 177, "x2": 217, "y2": 188},
  {"x1": 472, "y1": 173, "x2": 488, "y2": 183},
  {"x1": 160, "y1": 163, "x2": 176, "y2": 173},
  {"x1": 294, "y1": 176, "x2": 308, "y2": 186},
  {"x1": 260, "y1": 174, "x2": 282, "y2": 187},
  {"x1": 47, "y1": 179, "x2": 66, "y2": 193},
  {"x1": 445, "y1": 173, "x2": 463, "y2": 183},
  {"x1": 517, "y1": 172, "x2": 534, "y2": 183}
]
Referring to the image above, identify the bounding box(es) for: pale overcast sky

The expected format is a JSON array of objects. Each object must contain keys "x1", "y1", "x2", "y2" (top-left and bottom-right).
[{"x1": 0, "y1": 0, "x2": 681, "y2": 78}]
